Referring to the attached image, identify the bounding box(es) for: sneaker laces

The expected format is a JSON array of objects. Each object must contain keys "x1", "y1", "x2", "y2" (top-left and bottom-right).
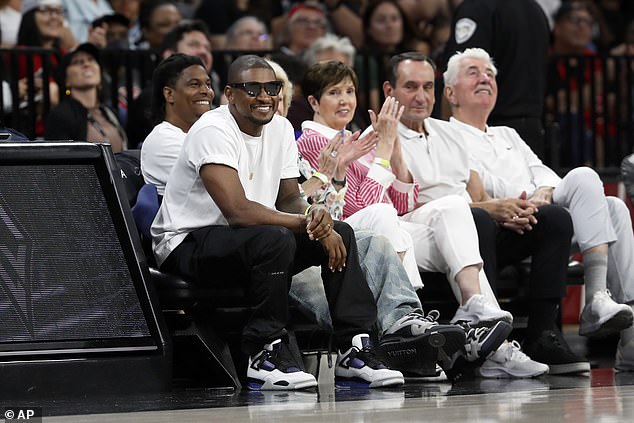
[
  {"x1": 499, "y1": 341, "x2": 530, "y2": 363},
  {"x1": 422, "y1": 310, "x2": 441, "y2": 323},
  {"x1": 385, "y1": 309, "x2": 439, "y2": 336},
  {"x1": 256, "y1": 342, "x2": 300, "y2": 373},
  {"x1": 353, "y1": 343, "x2": 386, "y2": 370}
]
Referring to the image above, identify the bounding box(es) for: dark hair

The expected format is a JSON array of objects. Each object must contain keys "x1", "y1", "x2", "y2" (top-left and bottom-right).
[
  {"x1": 363, "y1": 0, "x2": 415, "y2": 53},
  {"x1": 17, "y1": 9, "x2": 61, "y2": 49},
  {"x1": 139, "y1": 0, "x2": 175, "y2": 30},
  {"x1": 302, "y1": 61, "x2": 358, "y2": 101},
  {"x1": 226, "y1": 54, "x2": 273, "y2": 84},
  {"x1": 553, "y1": 0, "x2": 591, "y2": 23},
  {"x1": 159, "y1": 19, "x2": 211, "y2": 55},
  {"x1": 385, "y1": 51, "x2": 436, "y2": 86},
  {"x1": 151, "y1": 53, "x2": 206, "y2": 122}
]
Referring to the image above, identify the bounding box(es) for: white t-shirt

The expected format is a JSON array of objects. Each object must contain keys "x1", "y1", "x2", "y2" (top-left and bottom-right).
[
  {"x1": 449, "y1": 117, "x2": 562, "y2": 198},
  {"x1": 141, "y1": 121, "x2": 186, "y2": 196},
  {"x1": 398, "y1": 118, "x2": 473, "y2": 204},
  {"x1": 151, "y1": 106, "x2": 299, "y2": 266},
  {"x1": 0, "y1": 7, "x2": 20, "y2": 47}
]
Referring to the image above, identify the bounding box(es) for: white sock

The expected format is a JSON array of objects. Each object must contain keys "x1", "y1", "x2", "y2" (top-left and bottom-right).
[{"x1": 583, "y1": 251, "x2": 608, "y2": 301}]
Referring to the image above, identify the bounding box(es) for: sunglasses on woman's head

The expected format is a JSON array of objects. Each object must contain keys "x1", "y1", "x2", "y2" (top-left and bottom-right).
[{"x1": 228, "y1": 81, "x2": 282, "y2": 97}]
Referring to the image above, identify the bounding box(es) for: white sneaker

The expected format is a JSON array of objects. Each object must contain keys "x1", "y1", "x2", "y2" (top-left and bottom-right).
[
  {"x1": 463, "y1": 320, "x2": 513, "y2": 362},
  {"x1": 450, "y1": 294, "x2": 513, "y2": 326},
  {"x1": 247, "y1": 339, "x2": 317, "y2": 390},
  {"x1": 615, "y1": 338, "x2": 634, "y2": 372},
  {"x1": 335, "y1": 334, "x2": 404, "y2": 388},
  {"x1": 579, "y1": 290, "x2": 634, "y2": 338},
  {"x1": 384, "y1": 309, "x2": 438, "y2": 336},
  {"x1": 478, "y1": 341, "x2": 549, "y2": 378}
]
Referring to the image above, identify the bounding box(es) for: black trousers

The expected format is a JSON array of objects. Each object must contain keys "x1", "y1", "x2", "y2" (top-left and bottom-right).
[
  {"x1": 160, "y1": 221, "x2": 377, "y2": 356},
  {"x1": 471, "y1": 205, "x2": 573, "y2": 300}
]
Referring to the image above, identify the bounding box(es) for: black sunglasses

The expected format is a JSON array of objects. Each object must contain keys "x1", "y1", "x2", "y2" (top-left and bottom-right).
[{"x1": 228, "y1": 81, "x2": 282, "y2": 97}]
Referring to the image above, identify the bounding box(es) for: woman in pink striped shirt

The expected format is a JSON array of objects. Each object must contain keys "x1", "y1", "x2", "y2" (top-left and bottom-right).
[{"x1": 296, "y1": 61, "x2": 511, "y2": 326}]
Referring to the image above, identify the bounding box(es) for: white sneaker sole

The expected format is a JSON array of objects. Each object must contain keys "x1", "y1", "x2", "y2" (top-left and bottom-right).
[
  {"x1": 579, "y1": 308, "x2": 634, "y2": 338},
  {"x1": 478, "y1": 365, "x2": 549, "y2": 379},
  {"x1": 247, "y1": 374, "x2": 317, "y2": 390}
]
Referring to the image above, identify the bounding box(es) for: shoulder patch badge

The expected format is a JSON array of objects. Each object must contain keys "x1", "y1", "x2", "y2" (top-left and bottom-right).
[{"x1": 455, "y1": 18, "x2": 477, "y2": 44}]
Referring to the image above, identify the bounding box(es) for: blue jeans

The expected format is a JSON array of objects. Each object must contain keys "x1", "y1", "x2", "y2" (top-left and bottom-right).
[{"x1": 289, "y1": 230, "x2": 422, "y2": 335}]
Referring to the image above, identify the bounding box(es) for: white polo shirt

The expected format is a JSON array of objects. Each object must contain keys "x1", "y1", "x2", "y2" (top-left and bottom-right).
[
  {"x1": 151, "y1": 105, "x2": 299, "y2": 266},
  {"x1": 398, "y1": 118, "x2": 473, "y2": 204},
  {"x1": 449, "y1": 117, "x2": 562, "y2": 198}
]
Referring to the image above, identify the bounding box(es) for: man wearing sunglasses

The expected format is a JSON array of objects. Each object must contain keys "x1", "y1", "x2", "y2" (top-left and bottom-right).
[{"x1": 151, "y1": 55, "x2": 405, "y2": 390}]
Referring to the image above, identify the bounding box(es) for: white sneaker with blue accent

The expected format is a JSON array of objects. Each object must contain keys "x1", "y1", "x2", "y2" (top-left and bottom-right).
[
  {"x1": 336, "y1": 334, "x2": 404, "y2": 388},
  {"x1": 247, "y1": 339, "x2": 317, "y2": 390}
]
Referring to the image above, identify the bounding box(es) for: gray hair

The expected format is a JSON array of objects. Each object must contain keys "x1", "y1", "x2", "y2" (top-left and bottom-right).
[
  {"x1": 303, "y1": 34, "x2": 356, "y2": 67},
  {"x1": 225, "y1": 16, "x2": 268, "y2": 48},
  {"x1": 443, "y1": 48, "x2": 498, "y2": 86},
  {"x1": 265, "y1": 59, "x2": 293, "y2": 117}
]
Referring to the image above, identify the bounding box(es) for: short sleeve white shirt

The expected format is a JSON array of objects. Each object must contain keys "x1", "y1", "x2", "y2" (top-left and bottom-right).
[
  {"x1": 151, "y1": 106, "x2": 299, "y2": 266},
  {"x1": 141, "y1": 121, "x2": 186, "y2": 196},
  {"x1": 448, "y1": 117, "x2": 562, "y2": 198},
  {"x1": 398, "y1": 118, "x2": 473, "y2": 204}
]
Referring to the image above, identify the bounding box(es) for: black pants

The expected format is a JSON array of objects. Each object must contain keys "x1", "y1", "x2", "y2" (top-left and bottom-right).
[
  {"x1": 471, "y1": 205, "x2": 573, "y2": 300},
  {"x1": 160, "y1": 221, "x2": 377, "y2": 356}
]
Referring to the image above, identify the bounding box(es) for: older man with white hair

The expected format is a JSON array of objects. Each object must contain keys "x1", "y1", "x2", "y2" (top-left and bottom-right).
[{"x1": 444, "y1": 47, "x2": 634, "y2": 372}]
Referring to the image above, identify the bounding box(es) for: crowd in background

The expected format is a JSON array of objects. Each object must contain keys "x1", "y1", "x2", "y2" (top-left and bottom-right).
[{"x1": 1, "y1": 0, "x2": 634, "y2": 165}]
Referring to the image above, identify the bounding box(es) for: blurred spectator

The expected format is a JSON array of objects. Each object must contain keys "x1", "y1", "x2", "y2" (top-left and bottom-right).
[
  {"x1": 109, "y1": 0, "x2": 142, "y2": 48},
  {"x1": 593, "y1": 0, "x2": 634, "y2": 53},
  {"x1": 127, "y1": 19, "x2": 218, "y2": 147},
  {"x1": 362, "y1": 0, "x2": 417, "y2": 54},
  {"x1": 442, "y1": 0, "x2": 550, "y2": 159},
  {"x1": 134, "y1": 0, "x2": 182, "y2": 50},
  {"x1": 224, "y1": 16, "x2": 271, "y2": 51},
  {"x1": 45, "y1": 43, "x2": 127, "y2": 151},
  {"x1": 15, "y1": 0, "x2": 67, "y2": 137},
  {"x1": 534, "y1": 0, "x2": 561, "y2": 29},
  {"x1": 319, "y1": 0, "x2": 365, "y2": 48},
  {"x1": 611, "y1": 19, "x2": 634, "y2": 56},
  {"x1": 280, "y1": 2, "x2": 328, "y2": 56},
  {"x1": 551, "y1": 0, "x2": 595, "y2": 54},
  {"x1": 269, "y1": 52, "x2": 307, "y2": 135},
  {"x1": 397, "y1": 0, "x2": 452, "y2": 56},
  {"x1": 194, "y1": 0, "x2": 282, "y2": 49},
  {"x1": 266, "y1": 58, "x2": 292, "y2": 117},
  {"x1": 547, "y1": 0, "x2": 606, "y2": 166},
  {"x1": 91, "y1": 12, "x2": 130, "y2": 49},
  {"x1": 304, "y1": 33, "x2": 355, "y2": 66},
  {"x1": 0, "y1": 0, "x2": 22, "y2": 47},
  {"x1": 60, "y1": 0, "x2": 113, "y2": 44}
]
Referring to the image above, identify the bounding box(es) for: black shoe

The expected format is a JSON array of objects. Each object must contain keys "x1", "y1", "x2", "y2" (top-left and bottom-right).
[
  {"x1": 522, "y1": 329, "x2": 590, "y2": 375},
  {"x1": 377, "y1": 310, "x2": 466, "y2": 378},
  {"x1": 463, "y1": 320, "x2": 513, "y2": 362}
]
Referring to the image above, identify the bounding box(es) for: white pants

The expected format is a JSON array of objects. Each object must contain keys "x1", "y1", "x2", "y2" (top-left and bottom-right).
[
  {"x1": 553, "y1": 167, "x2": 634, "y2": 303},
  {"x1": 399, "y1": 195, "x2": 499, "y2": 306},
  {"x1": 345, "y1": 203, "x2": 423, "y2": 289}
]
